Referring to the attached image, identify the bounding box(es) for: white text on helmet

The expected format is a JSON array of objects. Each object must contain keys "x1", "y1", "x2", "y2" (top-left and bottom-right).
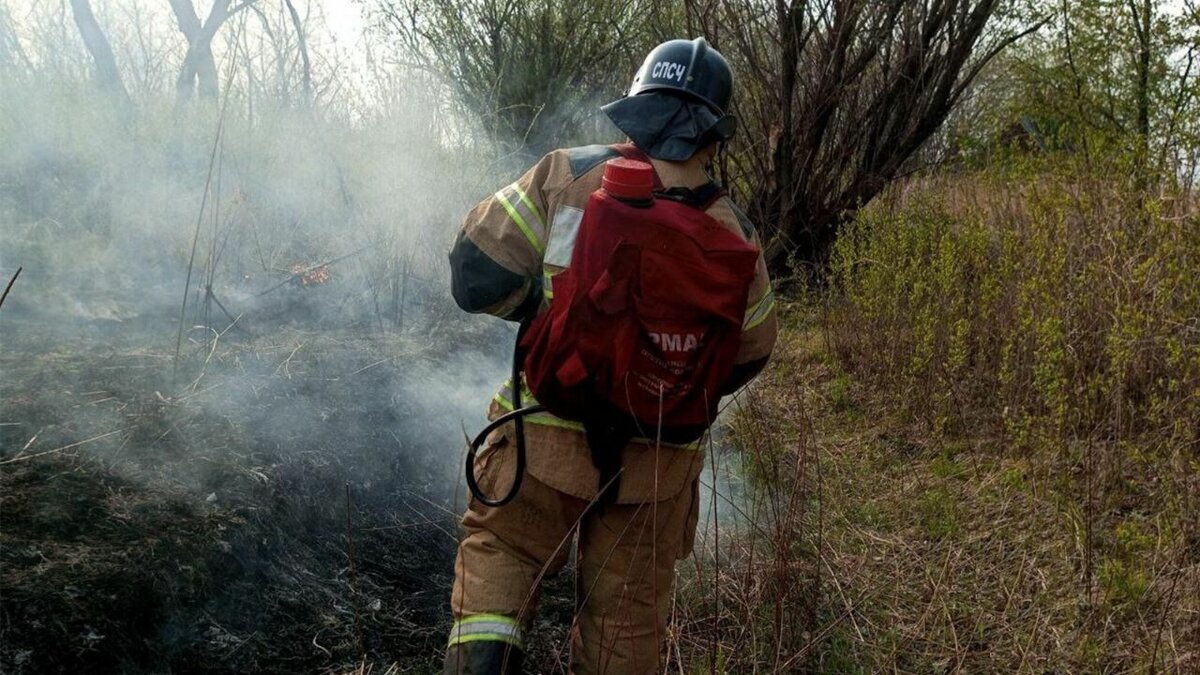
[{"x1": 651, "y1": 61, "x2": 687, "y2": 83}]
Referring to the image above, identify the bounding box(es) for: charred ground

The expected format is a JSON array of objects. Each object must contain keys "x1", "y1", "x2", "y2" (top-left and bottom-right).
[{"x1": 0, "y1": 312, "x2": 566, "y2": 674}]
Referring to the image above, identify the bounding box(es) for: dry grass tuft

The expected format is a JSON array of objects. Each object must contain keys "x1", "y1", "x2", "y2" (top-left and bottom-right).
[
  {"x1": 690, "y1": 298, "x2": 1196, "y2": 672},
  {"x1": 677, "y1": 159, "x2": 1197, "y2": 672}
]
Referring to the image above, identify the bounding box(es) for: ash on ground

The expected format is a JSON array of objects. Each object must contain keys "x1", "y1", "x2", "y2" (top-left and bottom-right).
[{"x1": 0, "y1": 316, "x2": 577, "y2": 674}]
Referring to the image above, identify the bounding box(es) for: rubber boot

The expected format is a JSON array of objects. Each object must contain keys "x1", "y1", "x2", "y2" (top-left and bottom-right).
[{"x1": 442, "y1": 641, "x2": 525, "y2": 675}]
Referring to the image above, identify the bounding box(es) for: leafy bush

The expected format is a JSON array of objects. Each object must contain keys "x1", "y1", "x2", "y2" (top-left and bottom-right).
[
  {"x1": 830, "y1": 159, "x2": 1198, "y2": 457},
  {"x1": 827, "y1": 157, "x2": 1198, "y2": 619}
]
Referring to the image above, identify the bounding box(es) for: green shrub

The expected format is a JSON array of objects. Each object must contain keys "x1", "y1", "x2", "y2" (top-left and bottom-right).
[
  {"x1": 827, "y1": 157, "x2": 1197, "y2": 622},
  {"x1": 829, "y1": 159, "x2": 1199, "y2": 463}
]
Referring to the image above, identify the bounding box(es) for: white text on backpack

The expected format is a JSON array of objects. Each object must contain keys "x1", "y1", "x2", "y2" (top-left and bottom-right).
[{"x1": 650, "y1": 332, "x2": 700, "y2": 353}]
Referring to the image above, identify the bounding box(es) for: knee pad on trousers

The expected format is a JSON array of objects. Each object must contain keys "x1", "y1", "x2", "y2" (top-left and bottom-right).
[{"x1": 442, "y1": 640, "x2": 525, "y2": 675}]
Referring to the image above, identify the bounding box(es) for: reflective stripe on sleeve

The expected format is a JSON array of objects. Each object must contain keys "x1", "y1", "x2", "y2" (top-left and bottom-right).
[
  {"x1": 544, "y1": 206, "x2": 584, "y2": 267},
  {"x1": 447, "y1": 613, "x2": 524, "y2": 649},
  {"x1": 513, "y1": 184, "x2": 545, "y2": 226},
  {"x1": 495, "y1": 183, "x2": 546, "y2": 255},
  {"x1": 743, "y1": 287, "x2": 776, "y2": 330}
]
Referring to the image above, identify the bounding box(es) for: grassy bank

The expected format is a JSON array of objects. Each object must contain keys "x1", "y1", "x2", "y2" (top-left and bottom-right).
[
  {"x1": 727, "y1": 303, "x2": 1195, "y2": 671},
  {"x1": 686, "y1": 161, "x2": 1197, "y2": 672}
]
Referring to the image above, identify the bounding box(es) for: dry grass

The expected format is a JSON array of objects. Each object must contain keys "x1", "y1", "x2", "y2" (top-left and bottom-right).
[
  {"x1": 661, "y1": 305, "x2": 822, "y2": 672},
  {"x1": 680, "y1": 158, "x2": 1197, "y2": 672},
  {"x1": 686, "y1": 299, "x2": 1196, "y2": 672}
]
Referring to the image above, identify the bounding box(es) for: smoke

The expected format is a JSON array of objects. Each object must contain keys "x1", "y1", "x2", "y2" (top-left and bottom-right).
[
  {"x1": 0, "y1": 44, "x2": 514, "y2": 471},
  {"x1": 0, "y1": 15, "x2": 530, "y2": 502},
  {"x1": 0, "y1": 3, "x2": 747, "y2": 671},
  {"x1": 0, "y1": 4, "x2": 527, "y2": 670}
]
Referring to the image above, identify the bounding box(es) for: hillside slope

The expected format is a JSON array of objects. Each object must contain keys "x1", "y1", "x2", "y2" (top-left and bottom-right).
[{"x1": 734, "y1": 300, "x2": 1197, "y2": 673}]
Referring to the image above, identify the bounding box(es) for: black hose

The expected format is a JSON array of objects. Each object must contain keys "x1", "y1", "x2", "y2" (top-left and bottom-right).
[
  {"x1": 465, "y1": 322, "x2": 541, "y2": 507},
  {"x1": 464, "y1": 404, "x2": 543, "y2": 506}
]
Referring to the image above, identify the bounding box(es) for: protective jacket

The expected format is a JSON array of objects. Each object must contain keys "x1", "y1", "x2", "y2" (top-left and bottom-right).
[{"x1": 449, "y1": 143, "x2": 777, "y2": 505}]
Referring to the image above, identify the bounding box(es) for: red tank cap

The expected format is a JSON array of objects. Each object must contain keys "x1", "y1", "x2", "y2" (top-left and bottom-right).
[{"x1": 602, "y1": 158, "x2": 655, "y2": 202}]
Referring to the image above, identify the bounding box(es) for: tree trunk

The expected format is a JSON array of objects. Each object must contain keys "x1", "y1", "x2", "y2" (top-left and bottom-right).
[
  {"x1": 737, "y1": 0, "x2": 1035, "y2": 272},
  {"x1": 769, "y1": 1, "x2": 802, "y2": 267},
  {"x1": 169, "y1": 0, "x2": 233, "y2": 103},
  {"x1": 283, "y1": 0, "x2": 312, "y2": 103},
  {"x1": 68, "y1": 0, "x2": 130, "y2": 106},
  {"x1": 1131, "y1": 0, "x2": 1153, "y2": 196}
]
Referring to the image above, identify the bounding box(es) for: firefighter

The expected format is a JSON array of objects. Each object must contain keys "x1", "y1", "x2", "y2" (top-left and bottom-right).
[{"x1": 444, "y1": 37, "x2": 777, "y2": 674}]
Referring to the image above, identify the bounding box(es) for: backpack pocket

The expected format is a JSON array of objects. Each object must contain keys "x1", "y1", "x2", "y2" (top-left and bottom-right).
[{"x1": 634, "y1": 247, "x2": 753, "y2": 324}]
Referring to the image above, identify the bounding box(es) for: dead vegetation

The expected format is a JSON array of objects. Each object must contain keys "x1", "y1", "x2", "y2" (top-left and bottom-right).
[
  {"x1": 0, "y1": 320, "x2": 510, "y2": 673},
  {"x1": 692, "y1": 299, "x2": 1197, "y2": 672},
  {"x1": 677, "y1": 161, "x2": 1197, "y2": 672}
]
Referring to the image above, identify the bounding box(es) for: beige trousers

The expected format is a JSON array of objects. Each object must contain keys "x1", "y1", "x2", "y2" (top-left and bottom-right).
[{"x1": 447, "y1": 429, "x2": 700, "y2": 674}]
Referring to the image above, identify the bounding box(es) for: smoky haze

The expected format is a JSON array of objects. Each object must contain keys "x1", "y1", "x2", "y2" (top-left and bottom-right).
[
  {"x1": 0, "y1": 1, "x2": 524, "y2": 672},
  {"x1": 1, "y1": 0, "x2": 509, "y2": 462},
  {"x1": 0, "y1": 0, "x2": 512, "y2": 492},
  {"x1": 0, "y1": 2, "x2": 739, "y2": 671}
]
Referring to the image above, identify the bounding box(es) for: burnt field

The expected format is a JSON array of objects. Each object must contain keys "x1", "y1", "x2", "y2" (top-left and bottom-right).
[
  {"x1": 0, "y1": 48, "x2": 588, "y2": 668},
  {"x1": 0, "y1": 309, "x2": 565, "y2": 673}
]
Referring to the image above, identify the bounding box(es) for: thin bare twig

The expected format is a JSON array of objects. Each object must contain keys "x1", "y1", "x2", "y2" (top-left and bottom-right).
[
  {"x1": 0, "y1": 428, "x2": 126, "y2": 465},
  {"x1": 174, "y1": 12, "x2": 246, "y2": 377},
  {"x1": 0, "y1": 266, "x2": 22, "y2": 312}
]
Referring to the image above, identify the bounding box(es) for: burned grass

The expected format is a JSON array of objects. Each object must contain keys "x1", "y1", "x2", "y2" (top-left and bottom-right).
[
  {"x1": 0, "y1": 317, "x2": 512, "y2": 673},
  {"x1": 2, "y1": 458, "x2": 240, "y2": 671}
]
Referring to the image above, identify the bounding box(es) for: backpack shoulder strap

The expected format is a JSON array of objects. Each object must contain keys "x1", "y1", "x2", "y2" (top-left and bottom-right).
[
  {"x1": 613, "y1": 144, "x2": 726, "y2": 210},
  {"x1": 656, "y1": 182, "x2": 726, "y2": 211},
  {"x1": 689, "y1": 182, "x2": 727, "y2": 210}
]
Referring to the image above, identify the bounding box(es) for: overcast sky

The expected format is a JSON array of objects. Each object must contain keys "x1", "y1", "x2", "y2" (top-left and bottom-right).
[
  {"x1": 5, "y1": 0, "x2": 369, "y2": 45},
  {"x1": 322, "y1": 1, "x2": 367, "y2": 47}
]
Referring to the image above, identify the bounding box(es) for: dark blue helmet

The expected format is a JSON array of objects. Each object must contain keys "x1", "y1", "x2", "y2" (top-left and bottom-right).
[
  {"x1": 602, "y1": 38, "x2": 737, "y2": 161},
  {"x1": 627, "y1": 37, "x2": 734, "y2": 115}
]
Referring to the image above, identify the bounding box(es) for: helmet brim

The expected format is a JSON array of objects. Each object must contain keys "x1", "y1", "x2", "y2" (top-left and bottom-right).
[
  {"x1": 601, "y1": 92, "x2": 735, "y2": 162},
  {"x1": 629, "y1": 83, "x2": 727, "y2": 117}
]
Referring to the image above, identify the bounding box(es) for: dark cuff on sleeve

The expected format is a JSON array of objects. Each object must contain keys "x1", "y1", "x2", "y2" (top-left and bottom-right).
[
  {"x1": 721, "y1": 356, "x2": 769, "y2": 395},
  {"x1": 449, "y1": 231, "x2": 526, "y2": 314},
  {"x1": 510, "y1": 276, "x2": 543, "y2": 323}
]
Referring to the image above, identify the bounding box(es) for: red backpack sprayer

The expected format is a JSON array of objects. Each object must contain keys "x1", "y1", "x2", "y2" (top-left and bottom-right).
[{"x1": 466, "y1": 154, "x2": 759, "y2": 507}]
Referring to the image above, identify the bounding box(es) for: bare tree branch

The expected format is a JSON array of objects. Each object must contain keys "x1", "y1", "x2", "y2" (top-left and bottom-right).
[
  {"x1": 170, "y1": 0, "x2": 257, "y2": 102},
  {"x1": 68, "y1": 0, "x2": 130, "y2": 107},
  {"x1": 283, "y1": 0, "x2": 312, "y2": 103}
]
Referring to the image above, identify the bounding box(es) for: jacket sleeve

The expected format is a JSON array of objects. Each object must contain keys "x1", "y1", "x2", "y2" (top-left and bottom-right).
[
  {"x1": 449, "y1": 154, "x2": 558, "y2": 321},
  {"x1": 720, "y1": 205, "x2": 778, "y2": 394}
]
